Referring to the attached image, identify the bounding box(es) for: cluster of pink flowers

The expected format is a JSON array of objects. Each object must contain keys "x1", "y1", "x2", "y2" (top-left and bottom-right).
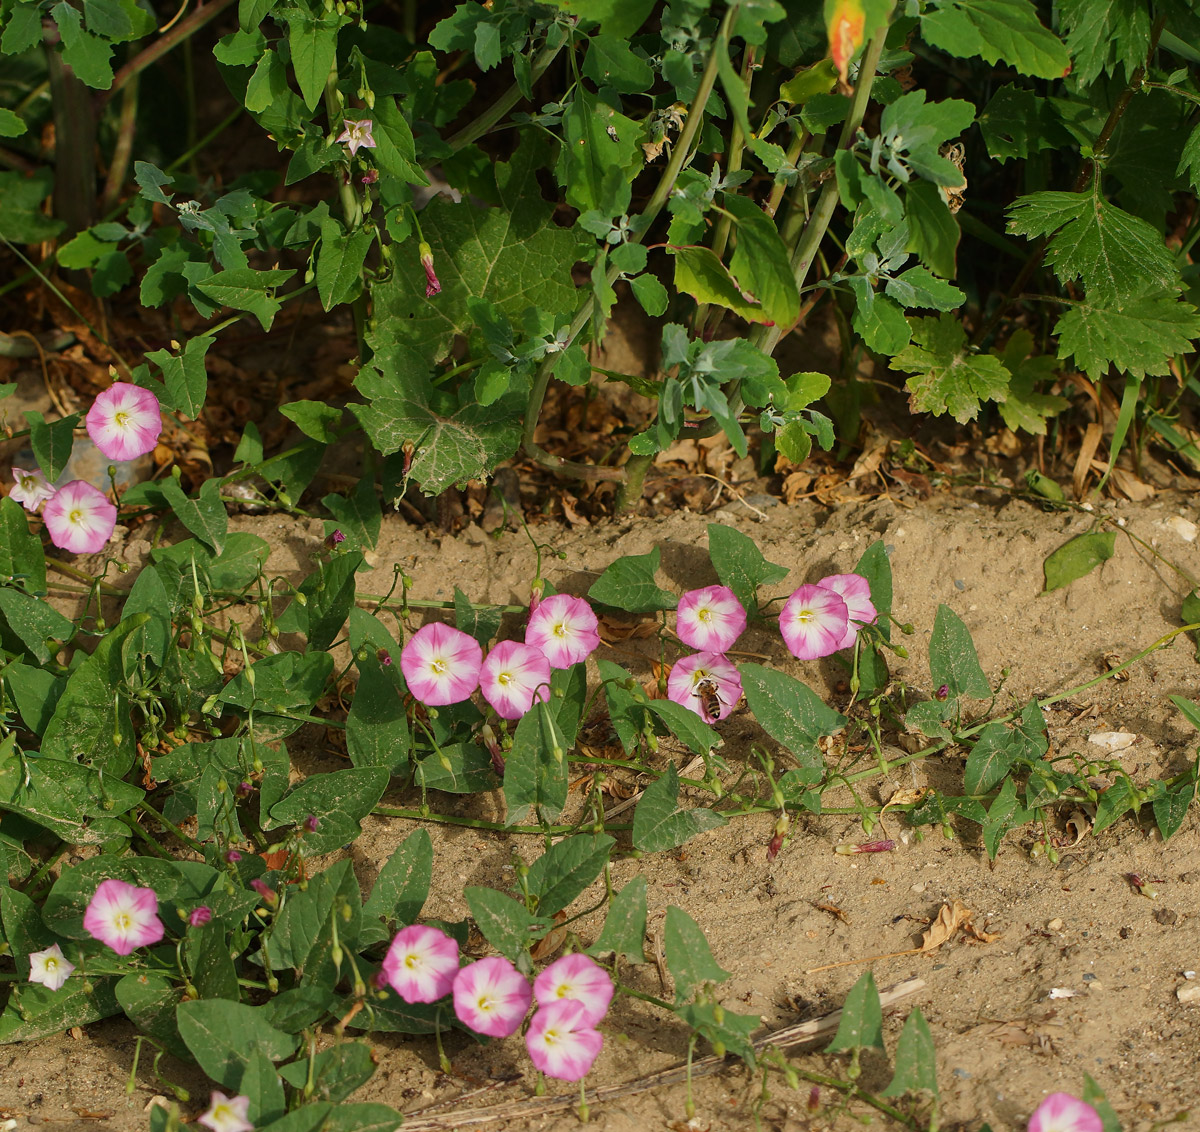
[
  {"x1": 381, "y1": 924, "x2": 611, "y2": 1081},
  {"x1": 779, "y1": 573, "x2": 877, "y2": 661},
  {"x1": 9, "y1": 382, "x2": 161, "y2": 555},
  {"x1": 400, "y1": 593, "x2": 600, "y2": 721}
]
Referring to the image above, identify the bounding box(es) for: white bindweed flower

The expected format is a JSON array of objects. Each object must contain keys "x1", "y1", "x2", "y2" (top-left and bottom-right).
[{"x1": 28, "y1": 943, "x2": 74, "y2": 991}]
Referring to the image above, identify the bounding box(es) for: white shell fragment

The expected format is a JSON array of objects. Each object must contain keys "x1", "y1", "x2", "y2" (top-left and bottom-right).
[
  {"x1": 1088, "y1": 732, "x2": 1137, "y2": 752},
  {"x1": 1163, "y1": 515, "x2": 1198, "y2": 543},
  {"x1": 1048, "y1": 987, "x2": 1077, "y2": 999}
]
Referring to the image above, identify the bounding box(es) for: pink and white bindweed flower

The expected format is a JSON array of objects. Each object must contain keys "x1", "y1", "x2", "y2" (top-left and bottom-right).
[
  {"x1": 453, "y1": 956, "x2": 533, "y2": 1037},
  {"x1": 779, "y1": 584, "x2": 849, "y2": 661},
  {"x1": 1027, "y1": 1093, "x2": 1102, "y2": 1132},
  {"x1": 86, "y1": 382, "x2": 162, "y2": 462},
  {"x1": 337, "y1": 118, "x2": 376, "y2": 157},
  {"x1": 400, "y1": 622, "x2": 483, "y2": 706},
  {"x1": 675, "y1": 585, "x2": 746, "y2": 653},
  {"x1": 525, "y1": 593, "x2": 601, "y2": 669},
  {"x1": 525, "y1": 998, "x2": 603, "y2": 1081},
  {"x1": 534, "y1": 953, "x2": 613, "y2": 1027},
  {"x1": 83, "y1": 878, "x2": 165, "y2": 956},
  {"x1": 197, "y1": 1091, "x2": 254, "y2": 1132},
  {"x1": 666, "y1": 651, "x2": 743, "y2": 723},
  {"x1": 42, "y1": 480, "x2": 117, "y2": 554},
  {"x1": 381, "y1": 924, "x2": 459, "y2": 1003},
  {"x1": 480, "y1": 640, "x2": 551, "y2": 720},
  {"x1": 817, "y1": 573, "x2": 877, "y2": 650},
  {"x1": 10, "y1": 468, "x2": 54, "y2": 512},
  {"x1": 28, "y1": 943, "x2": 74, "y2": 991}
]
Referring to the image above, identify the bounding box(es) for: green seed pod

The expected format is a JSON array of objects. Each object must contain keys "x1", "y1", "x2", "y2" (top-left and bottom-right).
[
  {"x1": 1046, "y1": 846, "x2": 1060, "y2": 864},
  {"x1": 712, "y1": 1004, "x2": 724, "y2": 1024}
]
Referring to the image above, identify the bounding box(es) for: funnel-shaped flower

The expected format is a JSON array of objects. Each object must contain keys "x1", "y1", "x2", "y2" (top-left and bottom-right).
[
  {"x1": 534, "y1": 953, "x2": 613, "y2": 1027},
  {"x1": 480, "y1": 640, "x2": 551, "y2": 720},
  {"x1": 676, "y1": 584, "x2": 746, "y2": 653},
  {"x1": 525, "y1": 998, "x2": 603, "y2": 1081},
  {"x1": 666, "y1": 651, "x2": 742, "y2": 723},
  {"x1": 337, "y1": 118, "x2": 375, "y2": 157},
  {"x1": 43, "y1": 480, "x2": 117, "y2": 554},
  {"x1": 10, "y1": 468, "x2": 54, "y2": 512},
  {"x1": 526, "y1": 593, "x2": 600, "y2": 669},
  {"x1": 83, "y1": 879, "x2": 165, "y2": 955},
  {"x1": 779, "y1": 584, "x2": 849, "y2": 660},
  {"x1": 1028, "y1": 1094, "x2": 1102, "y2": 1132},
  {"x1": 198, "y1": 1091, "x2": 253, "y2": 1132},
  {"x1": 401, "y1": 622, "x2": 483, "y2": 706},
  {"x1": 817, "y1": 572, "x2": 877, "y2": 650},
  {"x1": 86, "y1": 382, "x2": 162, "y2": 462},
  {"x1": 381, "y1": 924, "x2": 459, "y2": 1003},
  {"x1": 453, "y1": 956, "x2": 532, "y2": 1037},
  {"x1": 29, "y1": 943, "x2": 74, "y2": 991}
]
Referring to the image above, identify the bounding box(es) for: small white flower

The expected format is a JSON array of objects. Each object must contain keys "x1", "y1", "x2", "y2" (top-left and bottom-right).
[
  {"x1": 9, "y1": 468, "x2": 55, "y2": 512},
  {"x1": 29, "y1": 943, "x2": 75, "y2": 991}
]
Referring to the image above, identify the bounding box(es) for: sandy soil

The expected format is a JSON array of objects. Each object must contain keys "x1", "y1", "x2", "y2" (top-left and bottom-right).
[{"x1": 2, "y1": 489, "x2": 1199, "y2": 1132}]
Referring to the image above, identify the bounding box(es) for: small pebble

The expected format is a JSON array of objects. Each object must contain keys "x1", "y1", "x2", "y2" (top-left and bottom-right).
[
  {"x1": 1177, "y1": 984, "x2": 1200, "y2": 1004},
  {"x1": 1047, "y1": 917, "x2": 1064, "y2": 931},
  {"x1": 1154, "y1": 908, "x2": 1179, "y2": 926},
  {"x1": 1088, "y1": 731, "x2": 1137, "y2": 752}
]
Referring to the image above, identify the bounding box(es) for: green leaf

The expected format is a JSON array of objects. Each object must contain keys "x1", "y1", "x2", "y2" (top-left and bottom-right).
[
  {"x1": 40, "y1": 614, "x2": 149, "y2": 776},
  {"x1": 588, "y1": 547, "x2": 677, "y2": 613},
  {"x1": 1152, "y1": 782, "x2": 1194, "y2": 841},
  {"x1": 963, "y1": 721, "x2": 1024, "y2": 796},
  {"x1": 722, "y1": 193, "x2": 801, "y2": 327},
  {"x1": 0, "y1": 498, "x2": 46, "y2": 593},
  {"x1": 676, "y1": 999, "x2": 759, "y2": 1065},
  {"x1": 265, "y1": 859, "x2": 362, "y2": 986},
  {"x1": 296, "y1": 551, "x2": 363, "y2": 652},
  {"x1": 0, "y1": 978, "x2": 120, "y2": 1042},
  {"x1": 280, "y1": 399, "x2": 343, "y2": 442},
  {"x1": 739, "y1": 663, "x2": 845, "y2": 781},
  {"x1": 413, "y1": 743, "x2": 495, "y2": 794},
  {"x1": 503, "y1": 701, "x2": 569, "y2": 824},
  {"x1": 346, "y1": 654, "x2": 409, "y2": 776},
  {"x1": 1007, "y1": 191, "x2": 1178, "y2": 307},
  {"x1": 885, "y1": 266, "x2": 965, "y2": 311},
  {"x1": 317, "y1": 215, "x2": 373, "y2": 311},
  {"x1": 1081, "y1": 1073, "x2": 1123, "y2": 1132},
  {"x1": 981, "y1": 777, "x2": 1030, "y2": 858},
  {"x1": 1055, "y1": 291, "x2": 1200, "y2": 380},
  {"x1": 1042, "y1": 530, "x2": 1116, "y2": 592},
  {"x1": 464, "y1": 887, "x2": 540, "y2": 962},
  {"x1": 278, "y1": 1041, "x2": 376, "y2": 1103},
  {"x1": 995, "y1": 329, "x2": 1069, "y2": 435},
  {"x1": 880, "y1": 1007, "x2": 939, "y2": 1097},
  {"x1": 670, "y1": 245, "x2": 776, "y2": 325},
  {"x1": 269, "y1": 767, "x2": 388, "y2": 853},
  {"x1": 525, "y1": 834, "x2": 614, "y2": 917},
  {"x1": 920, "y1": 0, "x2": 1069, "y2": 79},
  {"x1": 979, "y1": 84, "x2": 1072, "y2": 165},
  {"x1": 25, "y1": 410, "x2": 81, "y2": 483},
  {"x1": 1178, "y1": 122, "x2": 1200, "y2": 195},
  {"x1": 588, "y1": 875, "x2": 647, "y2": 963},
  {"x1": 176, "y1": 999, "x2": 297, "y2": 1096},
  {"x1": 1059, "y1": 0, "x2": 1151, "y2": 85},
  {"x1": 894, "y1": 314, "x2": 1011, "y2": 423},
  {"x1": 370, "y1": 96, "x2": 426, "y2": 187},
  {"x1": 826, "y1": 971, "x2": 885, "y2": 1052},
  {"x1": 929, "y1": 605, "x2": 991, "y2": 700},
  {"x1": 186, "y1": 921, "x2": 240, "y2": 1001},
  {"x1": 1183, "y1": 595, "x2": 1200, "y2": 663},
  {"x1": 195, "y1": 266, "x2": 296, "y2": 331},
  {"x1": 632, "y1": 763, "x2": 726, "y2": 853},
  {"x1": 51, "y1": 2, "x2": 113, "y2": 89},
  {"x1": 0, "y1": 589, "x2": 74, "y2": 664},
  {"x1": 116, "y1": 973, "x2": 189, "y2": 1059},
  {"x1": 285, "y1": 10, "x2": 342, "y2": 110},
  {"x1": 559, "y1": 87, "x2": 642, "y2": 216},
  {"x1": 147, "y1": 335, "x2": 212, "y2": 419},
  {"x1": 663, "y1": 905, "x2": 729, "y2": 1004},
  {"x1": 0, "y1": 169, "x2": 64, "y2": 244},
  {"x1": 645, "y1": 698, "x2": 721, "y2": 757},
  {"x1": 160, "y1": 476, "x2": 227, "y2": 554},
  {"x1": 583, "y1": 32, "x2": 654, "y2": 92},
  {"x1": 361, "y1": 829, "x2": 433, "y2": 947},
  {"x1": 2, "y1": 4, "x2": 43, "y2": 53}
]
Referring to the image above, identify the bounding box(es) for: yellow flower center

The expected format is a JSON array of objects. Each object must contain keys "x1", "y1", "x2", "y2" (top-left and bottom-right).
[
  {"x1": 114, "y1": 410, "x2": 130, "y2": 428},
  {"x1": 796, "y1": 609, "x2": 814, "y2": 624},
  {"x1": 430, "y1": 657, "x2": 447, "y2": 675},
  {"x1": 498, "y1": 671, "x2": 512, "y2": 686},
  {"x1": 45, "y1": 957, "x2": 59, "y2": 972},
  {"x1": 68, "y1": 508, "x2": 83, "y2": 525},
  {"x1": 552, "y1": 622, "x2": 567, "y2": 638},
  {"x1": 477, "y1": 994, "x2": 494, "y2": 1011},
  {"x1": 698, "y1": 608, "x2": 712, "y2": 623},
  {"x1": 405, "y1": 954, "x2": 420, "y2": 969},
  {"x1": 115, "y1": 911, "x2": 131, "y2": 930}
]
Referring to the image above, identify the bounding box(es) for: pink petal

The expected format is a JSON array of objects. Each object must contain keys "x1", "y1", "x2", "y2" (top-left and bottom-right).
[
  {"x1": 42, "y1": 481, "x2": 117, "y2": 555},
  {"x1": 525, "y1": 999, "x2": 604, "y2": 1081},
  {"x1": 818, "y1": 573, "x2": 878, "y2": 650},
  {"x1": 86, "y1": 382, "x2": 162, "y2": 462},
  {"x1": 453, "y1": 956, "x2": 532, "y2": 1037},
  {"x1": 675, "y1": 585, "x2": 746, "y2": 653},
  {"x1": 480, "y1": 640, "x2": 551, "y2": 719},
  {"x1": 1028, "y1": 1093, "x2": 1103, "y2": 1132},
  {"x1": 666, "y1": 651, "x2": 742, "y2": 723},
  {"x1": 525, "y1": 594, "x2": 600, "y2": 668},
  {"x1": 381, "y1": 924, "x2": 459, "y2": 1003},
  {"x1": 533, "y1": 953, "x2": 613, "y2": 1026},
  {"x1": 400, "y1": 622, "x2": 483, "y2": 706},
  {"x1": 83, "y1": 879, "x2": 164, "y2": 955},
  {"x1": 779, "y1": 584, "x2": 849, "y2": 660}
]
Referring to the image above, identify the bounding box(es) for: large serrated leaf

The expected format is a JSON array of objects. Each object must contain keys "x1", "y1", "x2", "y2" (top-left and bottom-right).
[
  {"x1": 1055, "y1": 292, "x2": 1200, "y2": 380},
  {"x1": 921, "y1": 0, "x2": 1069, "y2": 79},
  {"x1": 894, "y1": 314, "x2": 1011, "y2": 423}
]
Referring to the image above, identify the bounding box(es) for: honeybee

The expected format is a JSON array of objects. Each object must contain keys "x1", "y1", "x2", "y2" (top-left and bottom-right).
[{"x1": 694, "y1": 677, "x2": 724, "y2": 721}]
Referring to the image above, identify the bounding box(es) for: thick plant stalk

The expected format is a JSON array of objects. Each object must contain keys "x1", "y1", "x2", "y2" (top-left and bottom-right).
[
  {"x1": 101, "y1": 75, "x2": 139, "y2": 213},
  {"x1": 46, "y1": 31, "x2": 96, "y2": 237}
]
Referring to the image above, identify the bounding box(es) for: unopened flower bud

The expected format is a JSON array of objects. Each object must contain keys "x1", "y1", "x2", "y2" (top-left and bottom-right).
[
  {"x1": 189, "y1": 906, "x2": 213, "y2": 927},
  {"x1": 419, "y1": 242, "x2": 441, "y2": 297}
]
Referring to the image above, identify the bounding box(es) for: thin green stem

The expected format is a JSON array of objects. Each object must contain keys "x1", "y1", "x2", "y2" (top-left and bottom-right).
[{"x1": 371, "y1": 805, "x2": 632, "y2": 835}]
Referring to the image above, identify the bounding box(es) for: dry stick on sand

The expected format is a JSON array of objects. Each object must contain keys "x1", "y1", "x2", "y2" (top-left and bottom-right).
[{"x1": 399, "y1": 977, "x2": 926, "y2": 1131}]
